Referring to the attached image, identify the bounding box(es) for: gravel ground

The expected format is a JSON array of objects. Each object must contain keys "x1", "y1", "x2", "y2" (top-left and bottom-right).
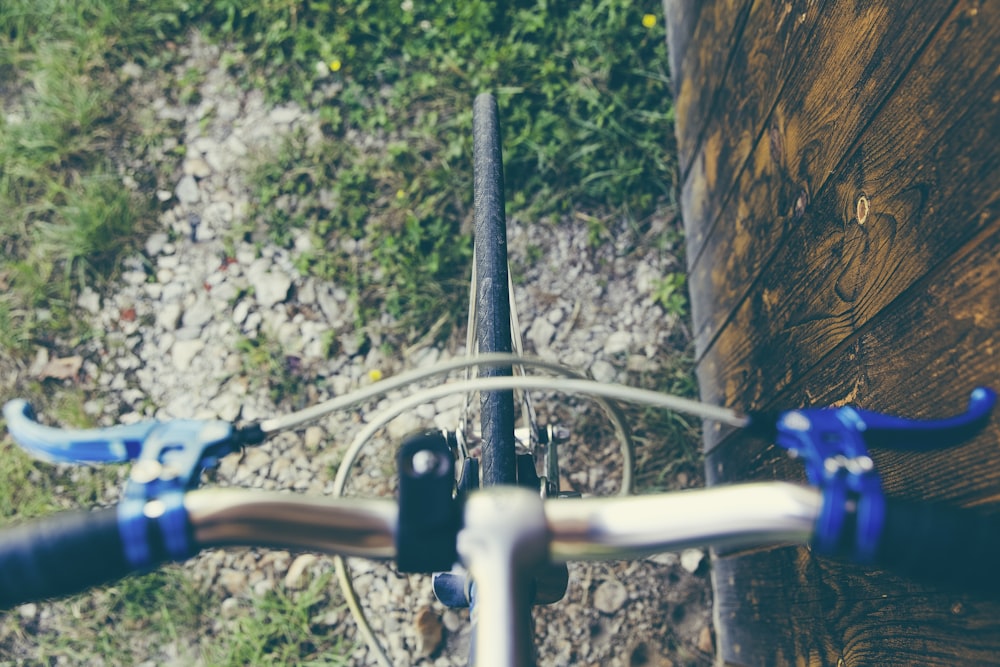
[{"x1": 3, "y1": 33, "x2": 713, "y2": 666}]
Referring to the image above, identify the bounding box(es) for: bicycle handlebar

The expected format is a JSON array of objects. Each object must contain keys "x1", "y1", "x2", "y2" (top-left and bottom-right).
[
  {"x1": 0, "y1": 508, "x2": 150, "y2": 607},
  {"x1": 3, "y1": 482, "x2": 999, "y2": 610}
]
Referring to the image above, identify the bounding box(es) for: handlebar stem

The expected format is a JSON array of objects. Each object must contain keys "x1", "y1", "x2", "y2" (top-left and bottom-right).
[{"x1": 457, "y1": 487, "x2": 548, "y2": 667}]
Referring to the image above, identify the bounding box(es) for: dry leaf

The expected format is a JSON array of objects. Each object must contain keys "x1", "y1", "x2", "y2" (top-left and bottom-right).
[{"x1": 36, "y1": 355, "x2": 83, "y2": 380}]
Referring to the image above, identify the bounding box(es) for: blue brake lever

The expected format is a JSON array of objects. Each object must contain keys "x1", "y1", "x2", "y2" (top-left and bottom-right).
[
  {"x1": 3, "y1": 399, "x2": 156, "y2": 463},
  {"x1": 769, "y1": 387, "x2": 996, "y2": 564},
  {"x1": 4, "y1": 398, "x2": 266, "y2": 568},
  {"x1": 842, "y1": 387, "x2": 997, "y2": 449}
]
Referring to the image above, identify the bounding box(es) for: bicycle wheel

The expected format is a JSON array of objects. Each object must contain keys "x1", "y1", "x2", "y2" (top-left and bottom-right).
[{"x1": 473, "y1": 92, "x2": 517, "y2": 486}]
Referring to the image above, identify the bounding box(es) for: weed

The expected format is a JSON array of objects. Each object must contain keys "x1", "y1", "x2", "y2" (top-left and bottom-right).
[
  {"x1": 652, "y1": 273, "x2": 689, "y2": 318},
  {"x1": 205, "y1": 571, "x2": 349, "y2": 666},
  {"x1": 235, "y1": 330, "x2": 308, "y2": 406},
  {"x1": 18, "y1": 568, "x2": 209, "y2": 665},
  {"x1": 629, "y1": 352, "x2": 703, "y2": 492}
]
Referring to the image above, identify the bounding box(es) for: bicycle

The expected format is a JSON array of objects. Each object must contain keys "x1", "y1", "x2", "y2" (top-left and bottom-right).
[{"x1": 2, "y1": 93, "x2": 999, "y2": 667}]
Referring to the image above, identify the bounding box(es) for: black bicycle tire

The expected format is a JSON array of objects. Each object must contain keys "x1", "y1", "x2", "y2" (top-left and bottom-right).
[{"x1": 472, "y1": 92, "x2": 517, "y2": 487}]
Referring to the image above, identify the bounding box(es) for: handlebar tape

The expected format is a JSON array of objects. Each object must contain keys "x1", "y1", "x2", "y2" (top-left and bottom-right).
[
  {"x1": 876, "y1": 498, "x2": 1000, "y2": 593},
  {"x1": 0, "y1": 508, "x2": 160, "y2": 609}
]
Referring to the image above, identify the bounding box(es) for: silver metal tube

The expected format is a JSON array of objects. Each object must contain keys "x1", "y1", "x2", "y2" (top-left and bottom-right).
[
  {"x1": 184, "y1": 490, "x2": 397, "y2": 559},
  {"x1": 183, "y1": 482, "x2": 819, "y2": 562},
  {"x1": 545, "y1": 482, "x2": 822, "y2": 561}
]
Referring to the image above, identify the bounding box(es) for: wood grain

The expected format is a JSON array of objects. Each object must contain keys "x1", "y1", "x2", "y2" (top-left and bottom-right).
[
  {"x1": 662, "y1": 0, "x2": 701, "y2": 103},
  {"x1": 686, "y1": 2, "x2": 960, "y2": 353},
  {"x1": 694, "y1": 0, "x2": 1000, "y2": 415},
  {"x1": 706, "y1": 213, "x2": 1000, "y2": 496},
  {"x1": 680, "y1": 0, "x2": 828, "y2": 267},
  {"x1": 669, "y1": 0, "x2": 751, "y2": 181},
  {"x1": 713, "y1": 548, "x2": 1000, "y2": 667},
  {"x1": 702, "y1": 146, "x2": 1000, "y2": 667},
  {"x1": 671, "y1": 0, "x2": 1000, "y2": 663}
]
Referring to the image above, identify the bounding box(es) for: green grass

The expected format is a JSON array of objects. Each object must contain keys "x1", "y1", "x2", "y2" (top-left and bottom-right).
[
  {"x1": 206, "y1": 572, "x2": 349, "y2": 667},
  {"x1": 235, "y1": 329, "x2": 311, "y2": 406},
  {"x1": 14, "y1": 568, "x2": 210, "y2": 665},
  {"x1": 0, "y1": 0, "x2": 185, "y2": 353}
]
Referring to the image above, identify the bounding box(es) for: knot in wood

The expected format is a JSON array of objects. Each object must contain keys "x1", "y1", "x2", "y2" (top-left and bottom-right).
[{"x1": 856, "y1": 194, "x2": 870, "y2": 225}]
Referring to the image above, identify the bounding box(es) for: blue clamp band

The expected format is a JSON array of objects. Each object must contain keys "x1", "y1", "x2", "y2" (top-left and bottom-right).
[
  {"x1": 118, "y1": 420, "x2": 235, "y2": 569},
  {"x1": 776, "y1": 407, "x2": 885, "y2": 562}
]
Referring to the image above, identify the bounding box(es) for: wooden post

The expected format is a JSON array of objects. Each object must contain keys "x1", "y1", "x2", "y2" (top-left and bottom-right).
[{"x1": 664, "y1": 0, "x2": 1000, "y2": 663}]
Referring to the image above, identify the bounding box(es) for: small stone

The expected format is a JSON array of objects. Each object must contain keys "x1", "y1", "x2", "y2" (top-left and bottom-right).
[
  {"x1": 527, "y1": 318, "x2": 556, "y2": 351},
  {"x1": 182, "y1": 295, "x2": 214, "y2": 329},
  {"x1": 697, "y1": 624, "x2": 714, "y2": 654},
  {"x1": 156, "y1": 189, "x2": 173, "y2": 202},
  {"x1": 175, "y1": 175, "x2": 200, "y2": 204},
  {"x1": 35, "y1": 355, "x2": 83, "y2": 380},
  {"x1": 204, "y1": 200, "x2": 233, "y2": 225},
  {"x1": 316, "y1": 287, "x2": 341, "y2": 323},
  {"x1": 214, "y1": 392, "x2": 242, "y2": 422},
  {"x1": 626, "y1": 354, "x2": 659, "y2": 373},
  {"x1": 604, "y1": 331, "x2": 631, "y2": 355},
  {"x1": 119, "y1": 62, "x2": 143, "y2": 81},
  {"x1": 241, "y1": 448, "x2": 271, "y2": 475},
  {"x1": 441, "y1": 609, "x2": 462, "y2": 633},
  {"x1": 220, "y1": 597, "x2": 241, "y2": 618},
  {"x1": 145, "y1": 232, "x2": 169, "y2": 257},
  {"x1": 315, "y1": 609, "x2": 340, "y2": 626},
  {"x1": 293, "y1": 231, "x2": 313, "y2": 254},
  {"x1": 413, "y1": 605, "x2": 443, "y2": 658},
  {"x1": 171, "y1": 339, "x2": 205, "y2": 370},
  {"x1": 297, "y1": 279, "x2": 317, "y2": 306},
  {"x1": 247, "y1": 262, "x2": 293, "y2": 308},
  {"x1": 269, "y1": 456, "x2": 292, "y2": 482},
  {"x1": 122, "y1": 270, "x2": 148, "y2": 287},
  {"x1": 304, "y1": 426, "x2": 324, "y2": 450},
  {"x1": 243, "y1": 311, "x2": 262, "y2": 335},
  {"x1": 284, "y1": 554, "x2": 318, "y2": 589},
  {"x1": 219, "y1": 569, "x2": 247, "y2": 596},
  {"x1": 253, "y1": 579, "x2": 274, "y2": 597},
  {"x1": 28, "y1": 347, "x2": 49, "y2": 377},
  {"x1": 593, "y1": 579, "x2": 627, "y2": 614},
  {"x1": 590, "y1": 359, "x2": 616, "y2": 384},
  {"x1": 269, "y1": 105, "x2": 301, "y2": 124},
  {"x1": 386, "y1": 412, "x2": 422, "y2": 440},
  {"x1": 680, "y1": 548, "x2": 704, "y2": 574},
  {"x1": 18, "y1": 603, "x2": 38, "y2": 620},
  {"x1": 232, "y1": 300, "x2": 250, "y2": 325},
  {"x1": 78, "y1": 288, "x2": 101, "y2": 314},
  {"x1": 628, "y1": 640, "x2": 674, "y2": 667},
  {"x1": 183, "y1": 157, "x2": 212, "y2": 179}
]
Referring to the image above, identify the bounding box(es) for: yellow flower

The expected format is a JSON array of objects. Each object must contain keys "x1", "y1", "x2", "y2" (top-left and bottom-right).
[
  {"x1": 329, "y1": 59, "x2": 342, "y2": 72},
  {"x1": 642, "y1": 13, "x2": 656, "y2": 28},
  {"x1": 396, "y1": 189, "x2": 405, "y2": 199},
  {"x1": 368, "y1": 369, "x2": 383, "y2": 382}
]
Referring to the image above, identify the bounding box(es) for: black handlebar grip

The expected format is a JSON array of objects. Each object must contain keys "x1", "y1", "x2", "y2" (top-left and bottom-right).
[
  {"x1": 0, "y1": 508, "x2": 141, "y2": 609},
  {"x1": 877, "y1": 498, "x2": 1000, "y2": 593}
]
